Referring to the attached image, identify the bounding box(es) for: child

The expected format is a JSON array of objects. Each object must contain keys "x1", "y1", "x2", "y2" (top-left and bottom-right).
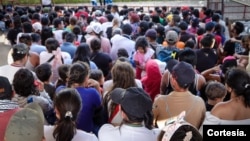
[
  {"x1": 55, "y1": 64, "x2": 71, "y2": 93},
  {"x1": 205, "y1": 81, "x2": 227, "y2": 111},
  {"x1": 35, "y1": 63, "x2": 56, "y2": 100},
  {"x1": 133, "y1": 36, "x2": 155, "y2": 79},
  {"x1": 89, "y1": 69, "x2": 105, "y2": 95}
]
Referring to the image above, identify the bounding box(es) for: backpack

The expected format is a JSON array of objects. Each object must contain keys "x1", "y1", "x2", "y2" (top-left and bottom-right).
[{"x1": 157, "y1": 48, "x2": 179, "y2": 63}]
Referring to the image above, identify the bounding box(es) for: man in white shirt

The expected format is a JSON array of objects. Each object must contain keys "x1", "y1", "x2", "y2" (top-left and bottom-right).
[
  {"x1": 0, "y1": 43, "x2": 29, "y2": 84},
  {"x1": 110, "y1": 23, "x2": 135, "y2": 61}
]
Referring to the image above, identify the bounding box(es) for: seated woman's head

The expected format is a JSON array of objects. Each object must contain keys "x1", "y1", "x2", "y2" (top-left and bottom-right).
[
  {"x1": 90, "y1": 37, "x2": 101, "y2": 52},
  {"x1": 225, "y1": 68, "x2": 250, "y2": 107},
  {"x1": 53, "y1": 88, "x2": 82, "y2": 141},
  {"x1": 111, "y1": 61, "x2": 136, "y2": 89},
  {"x1": 67, "y1": 61, "x2": 90, "y2": 87},
  {"x1": 72, "y1": 43, "x2": 91, "y2": 65},
  {"x1": 90, "y1": 69, "x2": 104, "y2": 86},
  {"x1": 56, "y1": 64, "x2": 71, "y2": 88}
]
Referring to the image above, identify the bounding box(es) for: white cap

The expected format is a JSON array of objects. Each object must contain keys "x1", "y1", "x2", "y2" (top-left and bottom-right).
[{"x1": 32, "y1": 22, "x2": 42, "y2": 32}]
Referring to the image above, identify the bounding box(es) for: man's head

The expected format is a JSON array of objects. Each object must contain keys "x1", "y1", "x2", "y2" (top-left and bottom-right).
[
  {"x1": 178, "y1": 21, "x2": 188, "y2": 31},
  {"x1": 12, "y1": 43, "x2": 29, "y2": 62},
  {"x1": 145, "y1": 28, "x2": 157, "y2": 41},
  {"x1": 205, "y1": 22, "x2": 215, "y2": 32},
  {"x1": 110, "y1": 87, "x2": 152, "y2": 120},
  {"x1": 231, "y1": 21, "x2": 244, "y2": 35},
  {"x1": 178, "y1": 48, "x2": 197, "y2": 67},
  {"x1": 200, "y1": 33, "x2": 215, "y2": 48},
  {"x1": 122, "y1": 23, "x2": 133, "y2": 35},
  {"x1": 168, "y1": 60, "x2": 195, "y2": 89},
  {"x1": 65, "y1": 32, "x2": 76, "y2": 43},
  {"x1": 31, "y1": 33, "x2": 41, "y2": 43},
  {"x1": 165, "y1": 30, "x2": 178, "y2": 45}
]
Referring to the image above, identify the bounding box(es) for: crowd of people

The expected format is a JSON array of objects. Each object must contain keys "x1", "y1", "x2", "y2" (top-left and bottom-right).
[{"x1": 0, "y1": 2, "x2": 250, "y2": 141}]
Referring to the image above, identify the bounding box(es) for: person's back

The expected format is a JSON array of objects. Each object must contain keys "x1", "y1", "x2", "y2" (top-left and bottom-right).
[
  {"x1": 153, "y1": 61, "x2": 206, "y2": 129},
  {"x1": 99, "y1": 87, "x2": 160, "y2": 141},
  {"x1": 86, "y1": 22, "x2": 111, "y2": 54},
  {"x1": 60, "y1": 32, "x2": 77, "y2": 58},
  {"x1": 90, "y1": 37, "x2": 112, "y2": 79},
  {"x1": 141, "y1": 59, "x2": 161, "y2": 101},
  {"x1": 44, "y1": 88, "x2": 98, "y2": 141},
  {"x1": 195, "y1": 34, "x2": 218, "y2": 73},
  {"x1": 11, "y1": 68, "x2": 54, "y2": 124},
  {"x1": 110, "y1": 34, "x2": 135, "y2": 61},
  {"x1": 30, "y1": 33, "x2": 47, "y2": 54},
  {"x1": 0, "y1": 43, "x2": 29, "y2": 84},
  {"x1": 67, "y1": 62, "x2": 102, "y2": 134},
  {"x1": 110, "y1": 24, "x2": 135, "y2": 61},
  {"x1": 40, "y1": 38, "x2": 71, "y2": 83}
]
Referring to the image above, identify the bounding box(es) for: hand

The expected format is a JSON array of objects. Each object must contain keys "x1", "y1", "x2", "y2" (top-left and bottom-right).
[{"x1": 213, "y1": 65, "x2": 221, "y2": 74}]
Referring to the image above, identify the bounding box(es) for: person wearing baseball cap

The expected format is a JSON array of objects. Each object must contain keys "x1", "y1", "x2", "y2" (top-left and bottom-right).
[
  {"x1": 4, "y1": 102, "x2": 45, "y2": 141},
  {"x1": 153, "y1": 60, "x2": 206, "y2": 130},
  {"x1": 98, "y1": 87, "x2": 160, "y2": 141}
]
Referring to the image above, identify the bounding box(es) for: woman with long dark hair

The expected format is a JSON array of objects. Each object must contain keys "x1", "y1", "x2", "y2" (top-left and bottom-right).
[
  {"x1": 72, "y1": 43, "x2": 98, "y2": 70},
  {"x1": 44, "y1": 88, "x2": 98, "y2": 141}
]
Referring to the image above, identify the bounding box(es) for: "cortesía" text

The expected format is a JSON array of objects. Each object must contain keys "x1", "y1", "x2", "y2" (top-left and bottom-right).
[{"x1": 207, "y1": 129, "x2": 247, "y2": 136}]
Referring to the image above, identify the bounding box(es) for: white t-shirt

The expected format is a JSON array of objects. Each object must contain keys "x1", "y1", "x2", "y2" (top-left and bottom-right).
[
  {"x1": 53, "y1": 30, "x2": 64, "y2": 45},
  {"x1": 98, "y1": 124, "x2": 160, "y2": 141},
  {"x1": 44, "y1": 125, "x2": 98, "y2": 141},
  {"x1": 0, "y1": 65, "x2": 23, "y2": 84}
]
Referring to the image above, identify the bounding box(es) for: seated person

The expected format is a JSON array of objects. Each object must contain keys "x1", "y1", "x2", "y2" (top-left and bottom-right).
[{"x1": 204, "y1": 81, "x2": 227, "y2": 111}]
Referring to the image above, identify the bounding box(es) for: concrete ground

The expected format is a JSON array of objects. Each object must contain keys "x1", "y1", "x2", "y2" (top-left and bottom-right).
[{"x1": 0, "y1": 43, "x2": 11, "y2": 66}]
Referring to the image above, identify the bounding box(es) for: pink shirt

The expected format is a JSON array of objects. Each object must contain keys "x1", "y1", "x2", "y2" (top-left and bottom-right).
[{"x1": 133, "y1": 48, "x2": 155, "y2": 68}]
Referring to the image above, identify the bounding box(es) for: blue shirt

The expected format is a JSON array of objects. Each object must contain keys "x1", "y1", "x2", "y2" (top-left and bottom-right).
[
  {"x1": 76, "y1": 87, "x2": 101, "y2": 133},
  {"x1": 60, "y1": 42, "x2": 77, "y2": 58}
]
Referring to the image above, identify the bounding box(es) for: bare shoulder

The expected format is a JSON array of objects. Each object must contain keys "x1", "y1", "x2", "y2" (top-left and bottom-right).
[{"x1": 211, "y1": 101, "x2": 231, "y2": 118}]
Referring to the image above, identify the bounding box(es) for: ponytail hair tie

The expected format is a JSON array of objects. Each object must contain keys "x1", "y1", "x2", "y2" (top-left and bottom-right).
[
  {"x1": 65, "y1": 111, "x2": 73, "y2": 119},
  {"x1": 244, "y1": 84, "x2": 250, "y2": 89}
]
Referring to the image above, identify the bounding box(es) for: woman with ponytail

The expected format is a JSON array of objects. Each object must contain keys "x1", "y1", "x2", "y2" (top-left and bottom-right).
[
  {"x1": 98, "y1": 87, "x2": 160, "y2": 141},
  {"x1": 44, "y1": 88, "x2": 98, "y2": 141}
]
